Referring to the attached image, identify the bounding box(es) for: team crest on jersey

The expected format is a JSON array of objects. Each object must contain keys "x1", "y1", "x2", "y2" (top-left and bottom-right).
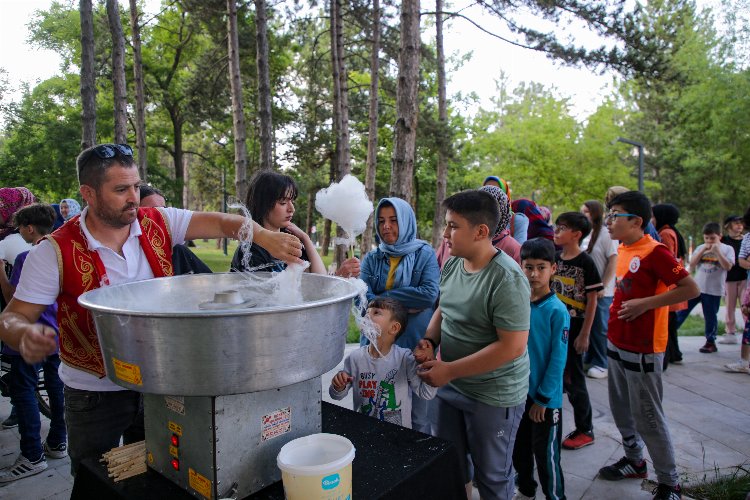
[
  {"x1": 629, "y1": 256, "x2": 641, "y2": 273},
  {"x1": 562, "y1": 327, "x2": 569, "y2": 343}
]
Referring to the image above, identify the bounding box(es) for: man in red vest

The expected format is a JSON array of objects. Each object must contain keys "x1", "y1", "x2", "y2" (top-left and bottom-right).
[{"x1": 0, "y1": 143, "x2": 302, "y2": 475}]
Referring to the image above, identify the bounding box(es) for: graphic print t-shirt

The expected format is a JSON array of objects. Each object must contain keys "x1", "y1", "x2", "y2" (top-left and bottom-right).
[
  {"x1": 328, "y1": 345, "x2": 436, "y2": 429},
  {"x1": 551, "y1": 251, "x2": 603, "y2": 321},
  {"x1": 693, "y1": 242, "x2": 735, "y2": 296}
]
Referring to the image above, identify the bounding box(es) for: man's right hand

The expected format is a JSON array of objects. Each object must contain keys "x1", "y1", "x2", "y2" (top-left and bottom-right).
[
  {"x1": 18, "y1": 324, "x2": 57, "y2": 364},
  {"x1": 259, "y1": 229, "x2": 304, "y2": 264},
  {"x1": 336, "y1": 257, "x2": 361, "y2": 278}
]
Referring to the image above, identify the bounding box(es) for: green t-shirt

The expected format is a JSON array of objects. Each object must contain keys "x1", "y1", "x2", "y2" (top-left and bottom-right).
[{"x1": 440, "y1": 251, "x2": 531, "y2": 407}]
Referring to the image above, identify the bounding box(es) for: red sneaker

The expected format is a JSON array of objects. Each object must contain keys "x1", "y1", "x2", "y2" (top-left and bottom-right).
[{"x1": 562, "y1": 429, "x2": 595, "y2": 450}]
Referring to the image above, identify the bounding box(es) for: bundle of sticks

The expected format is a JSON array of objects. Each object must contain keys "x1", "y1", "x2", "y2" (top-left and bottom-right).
[{"x1": 101, "y1": 440, "x2": 147, "y2": 482}]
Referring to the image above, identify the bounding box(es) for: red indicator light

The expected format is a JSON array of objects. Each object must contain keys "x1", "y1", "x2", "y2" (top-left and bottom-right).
[
  {"x1": 171, "y1": 458, "x2": 180, "y2": 471},
  {"x1": 171, "y1": 434, "x2": 179, "y2": 447}
]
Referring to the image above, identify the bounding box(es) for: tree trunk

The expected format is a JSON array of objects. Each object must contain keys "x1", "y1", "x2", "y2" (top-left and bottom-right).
[
  {"x1": 129, "y1": 0, "x2": 147, "y2": 180},
  {"x1": 361, "y1": 0, "x2": 380, "y2": 256},
  {"x1": 169, "y1": 108, "x2": 185, "y2": 208},
  {"x1": 330, "y1": 0, "x2": 351, "y2": 265},
  {"x1": 227, "y1": 0, "x2": 249, "y2": 201},
  {"x1": 431, "y1": 0, "x2": 448, "y2": 246},
  {"x1": 79, "y1": 0, "x2": 97, "y2": 150},
  {"x1": 389, "y1": 0, "x2": 421, "y2": 203},
  {"x1": 106, "y1": 0, "x2": 128, "y2": 144},
  {"x1": 255, "y1": 0, "x2": 273, "y2": 170}
]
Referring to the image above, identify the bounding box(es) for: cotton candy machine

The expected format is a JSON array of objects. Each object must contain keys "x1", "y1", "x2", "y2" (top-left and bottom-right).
[{"x1": 78, "y1": 272, "x2": 358, "y2": 499}]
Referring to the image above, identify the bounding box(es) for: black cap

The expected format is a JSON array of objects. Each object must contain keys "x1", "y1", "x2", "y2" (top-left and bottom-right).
[{"x1": 724, "y1": 214, "x2": 742, "y2": 225}]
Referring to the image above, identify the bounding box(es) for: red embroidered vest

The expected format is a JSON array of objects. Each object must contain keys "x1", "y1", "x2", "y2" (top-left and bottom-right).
[{"x1": 46, "y1": 208, "x2": 174, "y2": 377}]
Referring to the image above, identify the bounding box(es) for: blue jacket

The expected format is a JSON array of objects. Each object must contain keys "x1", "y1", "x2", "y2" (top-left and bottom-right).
[
  {"x1": 528, "y1": 292, "x2": 569, "y2": 409},
  {"x1": 360, "y1": 244, "x2": 440, "y2": 350}
]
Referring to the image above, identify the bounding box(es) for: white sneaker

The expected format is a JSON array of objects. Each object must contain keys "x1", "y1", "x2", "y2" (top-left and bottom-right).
[
  {"x1": 43, "y1": 440, "x2": 68, "y2": 459},
  {"x1": 725, "y1": 360, "x2": 750, "y2": 373},
  {"x1": 718, "y1": 333, "x2": 739, "y2": 344},
  {"x1": 0, "y1": 454, "x2": 48, "y2": 483},
  {"x1": 513, "y1": 491, "x2": 535, "y2": 500},
  {"x1": 586, "y1": 366, "x2": 608, "y2": 379}
]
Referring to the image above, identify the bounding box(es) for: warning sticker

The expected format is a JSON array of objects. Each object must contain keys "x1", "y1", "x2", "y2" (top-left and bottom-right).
[
  {"x1": 112, "y1": 357, "x2": 143, "y2": 386},
  {"x1": 168, "y1": 421, "x2": 183, "y2": 436},
  {"x1": 189, "y1": 468, "x2": 212, "y2": 499},
  {"x1": 165, "y1": 396, "x2": 185, "y2": 415},
  {"x1": 261, "y1": 407, "x2": 292, "y2": 442}
]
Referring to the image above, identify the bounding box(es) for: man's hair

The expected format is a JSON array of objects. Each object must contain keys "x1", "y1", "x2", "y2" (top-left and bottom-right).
[
  {"x1": 77, "y1": 144, "x2": 136, "y2": 189},
  {"x1": 702, "y1": 222, "x2": 721, "y2": 236},
  {"x1": 13, "y1": 203, "x2": 57, "y2": 236},
  {"x1": 520, "y1": 237, "x2": 557, "y2": 264},
  {"x1": 368, "y1": 297, "x2": 408, "y2": 338},
  {"x1": 607, "y1": 191, "x2": 651, "y2": 229},
  {"x1": 139, "y1": 184, "x2": 165, "y2": 201},
  {"x1": 245, "y1": 170, "x2": 298, "y2": 225},
  {"x1": 442, "y1": 190, "x2": 500, "y2": 238},
  {"x1": 555, "y1": 211, "x2": 591, "y2": 241}
]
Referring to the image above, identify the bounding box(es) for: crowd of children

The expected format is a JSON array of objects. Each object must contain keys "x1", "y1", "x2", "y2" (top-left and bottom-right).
[
  {"x1": 2, "y1": 172, "x2": 748, "y2": 500},
  {"x1": 327, "y1": 185, "x2": 745, "y2": 500}
]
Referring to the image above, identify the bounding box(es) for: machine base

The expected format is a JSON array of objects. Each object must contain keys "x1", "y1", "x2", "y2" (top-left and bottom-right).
[{"x1": 144, "y1": 378, "x2": 322, "y2": 499}]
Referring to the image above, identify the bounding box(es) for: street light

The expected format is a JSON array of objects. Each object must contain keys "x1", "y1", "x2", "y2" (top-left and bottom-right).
[{"x1": 615, "y1": 137, "x2": 644, "y2": 192}]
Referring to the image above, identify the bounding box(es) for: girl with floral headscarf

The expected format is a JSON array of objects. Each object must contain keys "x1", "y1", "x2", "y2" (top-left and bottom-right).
[
  {"x1": 0, "y1": 187, "x2": 35, "y2": 241},
  {"x1": 359, "y1": 197, "x2": 440, "y2": 433},
  {"x1": 59, "y1": 199, "x2": 82, "y2": 221}
]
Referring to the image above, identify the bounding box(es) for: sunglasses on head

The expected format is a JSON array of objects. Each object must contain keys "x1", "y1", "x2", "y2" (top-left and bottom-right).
[{"x1": 80, "y1": 143, "x2": 134, "y2": 164}]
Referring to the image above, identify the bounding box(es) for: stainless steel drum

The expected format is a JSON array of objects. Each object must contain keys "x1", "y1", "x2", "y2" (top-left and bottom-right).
[{"x1": 78, "y1": 272, "x2": 358, "y2": 396}]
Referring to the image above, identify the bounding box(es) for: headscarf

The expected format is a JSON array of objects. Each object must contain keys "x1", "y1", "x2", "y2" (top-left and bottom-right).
[
  {"x1": 375, "y1": 197, "x2": 431, "y2": 288},
  {"x1": 0, "y1": 187, "x2": 35, "y2": 240},
  {"x1": 51, "y1": 204, "x2": 65, "y2": 230},
  {"x1": 512, "y1": 198, "x2": 554, "y2": 241},
  {"x1": 479, "y1": 185, "x2": 512, "y2": 236},
  {"x1": 60, "y1": 198, "x2": 82, "y2": 220},
  {"x1": 652, "y1": 203, "x2": 687, "y2": 259}
]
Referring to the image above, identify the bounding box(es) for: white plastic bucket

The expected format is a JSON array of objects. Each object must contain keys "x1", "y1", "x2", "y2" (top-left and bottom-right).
[{"x1": 277, "y1": 433, "x2": 355, "y2": 500}]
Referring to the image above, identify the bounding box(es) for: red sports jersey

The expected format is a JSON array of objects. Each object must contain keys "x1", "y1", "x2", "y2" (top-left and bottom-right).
[{"x1": 608, "y1": 235, "x2": 689, "y2": 353}]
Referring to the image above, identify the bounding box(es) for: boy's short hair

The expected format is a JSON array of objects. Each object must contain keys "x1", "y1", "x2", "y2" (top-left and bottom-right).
[
  {"x1": 13, "y1": 203, "x2": 57, "y2": 236},
  {"x1": 520, "y1": 237, "x2": 557, "y2": 264},
  {"x1": 442, "y1": 190, "x2": 500, "y2": 238},
  {"x1": 368, "y1": 297, "x2": 408, "y2": 338},
  {"x1": 607, "y1": 191, "x2": 651, "y2": 229},
  {"x1": 555, "y1": 211, "x2": 591, "y2": 241},
  {"x1": 702, "y1": 222, "x2": 721, "y2": 236}
]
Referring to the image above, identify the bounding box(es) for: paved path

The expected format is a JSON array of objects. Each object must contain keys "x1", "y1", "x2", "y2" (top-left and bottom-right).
[{"x1": 1, "y1": 336, "x2": 748, "y2": 499}]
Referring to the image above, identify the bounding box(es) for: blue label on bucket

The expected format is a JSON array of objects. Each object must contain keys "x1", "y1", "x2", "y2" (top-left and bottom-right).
[{"x1": 321, "y1": 473, "x2": 340, "y2": 490}]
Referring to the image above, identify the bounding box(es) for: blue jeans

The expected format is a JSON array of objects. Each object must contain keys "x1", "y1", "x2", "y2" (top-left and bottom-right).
[
  {"x1": 676, "y1": 293, "x2": 722, "y2": 342},
  {"x1": 64, "y1": 387, "x2": 143, "y2": 476},
  {"x1": 584, "y1": 296, "x2": 612, "y2": 369},
  {"x1": 9, "y1": 354, "x2": 66, "y2": 461}
]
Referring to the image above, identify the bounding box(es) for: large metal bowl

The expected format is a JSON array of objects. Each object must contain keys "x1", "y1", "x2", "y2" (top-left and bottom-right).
[{"x1": 78, "y1": 272, "x2": 358, "y2": 396}]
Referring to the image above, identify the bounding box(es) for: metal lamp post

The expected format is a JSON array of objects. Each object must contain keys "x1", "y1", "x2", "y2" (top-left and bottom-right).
[{"x1": 616, "y1": 137, "x2": 644, "y2": 192}]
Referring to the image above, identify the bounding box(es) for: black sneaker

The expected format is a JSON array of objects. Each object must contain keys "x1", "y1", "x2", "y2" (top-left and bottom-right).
[
  {"x1": 699, "y1": 342, "x2": 717, "y2": 353},
  {"x1": 598, "y1": 456, "x2": 648, "y2": 480},
  {"x1": 1, "y1": 413, "x2": 18, "y2": 429},
  {"x1": 652, "y1": 483, "x2": 682, "y2": 499}
]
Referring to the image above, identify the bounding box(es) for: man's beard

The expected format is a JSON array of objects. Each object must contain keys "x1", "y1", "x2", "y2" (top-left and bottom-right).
[{"x1": 93, "y1": 199, "x2": 138, "y2": 228}]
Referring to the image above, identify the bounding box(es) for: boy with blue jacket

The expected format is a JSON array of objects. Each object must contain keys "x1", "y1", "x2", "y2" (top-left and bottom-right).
[{"x1": 513, "y1": 238, "x2": 569, "y2": 500}]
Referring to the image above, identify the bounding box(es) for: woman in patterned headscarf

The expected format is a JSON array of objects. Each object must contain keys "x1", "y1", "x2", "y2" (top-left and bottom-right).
[
  {"x1": 59, "y1": 199, "x2": 82, "y2": 221},
  {"x1": 0, "y1": 187, "x2": 35, "y2": 241},
  {"x1": 435, "y1": 186, "x2": 521, "y2": 267}
]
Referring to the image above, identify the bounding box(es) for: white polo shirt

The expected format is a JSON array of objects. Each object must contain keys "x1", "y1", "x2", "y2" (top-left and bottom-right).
[{"x1": 14, "y1": 207, "x2": 192, "y2": 391}]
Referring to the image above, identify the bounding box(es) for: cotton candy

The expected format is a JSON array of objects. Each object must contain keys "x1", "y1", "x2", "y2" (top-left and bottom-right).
[{"x1": 315, "y1": 174, "x2": 373, "y2": 246}]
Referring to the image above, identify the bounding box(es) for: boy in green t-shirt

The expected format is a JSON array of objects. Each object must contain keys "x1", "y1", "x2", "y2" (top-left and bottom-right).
[{"x1": 416, "y1": 190, "x2": 531, "y2": 500}]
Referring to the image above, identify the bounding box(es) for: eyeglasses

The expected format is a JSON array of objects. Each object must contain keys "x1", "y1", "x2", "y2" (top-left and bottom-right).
[
  {"x1": 553, "y1": 224, "x2": 569, "y2": 233},
  {"x1": 79, "y1": 143, "x2": 133, "y2": 165},
  {"x1": 605, "y1": 212, "x2": 638, "y2": 222}
]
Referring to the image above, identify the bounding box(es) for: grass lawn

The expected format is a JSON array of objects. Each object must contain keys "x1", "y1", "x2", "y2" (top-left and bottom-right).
[{"x1": 678, "y1": 314, "x2": 726, "y2": 337}]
